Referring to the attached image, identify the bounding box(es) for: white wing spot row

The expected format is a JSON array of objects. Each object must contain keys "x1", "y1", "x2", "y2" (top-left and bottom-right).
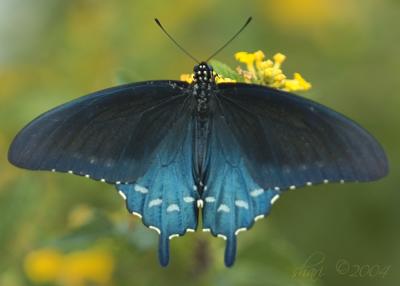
[
  {"x1": 234, "y1": 200, "x2": 249, "y2": 209},
  {"x1": 183, "y1": 196, "x2": 195, "y2": 203},
  {"x1": 217, "y1": 204, "x2": 230, "y2": 213},
  {"x1": 250, "y1": 188, "x2": 264, "y2": 197},
  {"x1": 148, "y1": 198, "x2": 163, "y2": 208},
  {"x1": 166, "y1": 204, "x2": 180, "y2": 213},
  {"x1": 134, "y1": 184, "x2": 149, "y2": 194},
  {"x1": 205, "y1": 196, "x2": 216, "y2": 203}
]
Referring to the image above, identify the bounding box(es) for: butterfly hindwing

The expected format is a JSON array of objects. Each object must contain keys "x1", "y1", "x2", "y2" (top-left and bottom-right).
[
  {"x1": 116, "y1": 109, "x2": 198, "y2": 266},
  {"x1": 201, "y1": 110, "x2": 280, "y2": 267}
]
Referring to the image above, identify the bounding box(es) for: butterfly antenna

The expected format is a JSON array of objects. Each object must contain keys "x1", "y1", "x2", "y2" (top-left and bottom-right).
[
  {"x1": 155, "y1": 18, "x2": 200, "y2": 64},
  {"x1": 205, "y1": 17, "x2": 252, "y2": 62}
]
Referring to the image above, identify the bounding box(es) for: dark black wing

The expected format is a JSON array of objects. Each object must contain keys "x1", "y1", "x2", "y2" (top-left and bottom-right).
[
  {"x1": 8, "y1": 80, "x2": 193, "y2": 183},
  {"x1": 215, "y1": 83, "x2": 388, "y2": 191}
]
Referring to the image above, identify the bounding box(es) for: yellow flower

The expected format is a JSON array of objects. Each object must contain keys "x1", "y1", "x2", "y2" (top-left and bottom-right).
[
  {"x1": 24, "y1": 247, "x2": 115, "y2": 286},
  {"x1": 180, "y1": 73, "x2": 236, "y2": 84},
  {"x1": 235, "y1": 51, "x2": 255, "y2": 64},
  {"x1": 235, "y1": 50, "x2": 311, "y2": 92},
  {"x1": 179, "y1": 50, "x2": 311, "y2": 92},
  {"x1": 235, "y1": 51, "x2": 256, "y2": 75},
  {"x1": 273, "y1": 53, "x2": 286, "y2": 67},
  {"x1": 283, "y1": 72, "x2": 312, "y2": 91},
  {"x1": 253, "y1": 50, "x2": 265, "y2": 62},
  {"x1": 24, "y1": 248, "x2": 63, "y2": 283},
  {"x1": 180, "y1": 73, "x2": 193, "y2": 83},
  {"x1": 62, "y1": 249, "x2": 114, "y2": 285},
  {"x1": 215, "y1": 72, "x2": 236, "y2": 83}
]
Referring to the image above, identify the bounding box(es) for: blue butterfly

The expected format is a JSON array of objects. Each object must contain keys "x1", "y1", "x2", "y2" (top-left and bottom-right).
[{"x1": 8, "y1": 19, "x2": 388, "y2": 267}]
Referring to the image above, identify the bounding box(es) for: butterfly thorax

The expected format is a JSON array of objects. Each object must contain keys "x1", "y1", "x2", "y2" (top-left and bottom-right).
[{"x1": 192, "y1": 62, "x2": 216, "y2": 118}]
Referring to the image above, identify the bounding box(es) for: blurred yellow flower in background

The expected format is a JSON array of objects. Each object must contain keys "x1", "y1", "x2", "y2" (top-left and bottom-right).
[
  {"x1": 265, "y1": 0, "x2": 337, "y2": 29},
  {"x1": 24, "y1": 249, "x2": 63, "y2": 283},
  {"x1": 24, "y1": 248, "x2": 114, "y2": 286},
  {"x1": 67, "y1": 204, "x2": 94, "y2": 229},
  {"x1": 62, "y1": 249, "x2": 114, "y2": 285}
]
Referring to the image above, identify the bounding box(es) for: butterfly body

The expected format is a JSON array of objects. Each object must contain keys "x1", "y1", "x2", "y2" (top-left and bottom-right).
[
  {"x1": 192, "y1": 62, "x2": 217, "y2": 192},
  {"x1": 8, "y1": 61, "x2": 388, "y2": 267}
]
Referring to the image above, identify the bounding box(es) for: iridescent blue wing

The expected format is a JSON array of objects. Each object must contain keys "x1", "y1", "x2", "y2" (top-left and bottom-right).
[
  {"x1": 8, "y1": 80, "x2": 200, "y2": 266},
  {"x1": 216, "y1": 83, "x2": 388, "y2": 189},
  {"x1": 116, "y1": 108, "x2": 199, "y2": 266},
  {"x1": 8, "y1": 80, "x2": 190, "y2": 183},
  {"x1": 201, "y1": 110, "x2": 280, "y2": 267},
  {"x1": 202, "y1": 83, "x2": 388, "y2": 267}
]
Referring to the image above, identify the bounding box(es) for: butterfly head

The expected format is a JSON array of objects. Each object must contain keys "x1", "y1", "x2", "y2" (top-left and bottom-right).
[{"x1": 193, "y1": 62, "x2": 215, "y2": 84}]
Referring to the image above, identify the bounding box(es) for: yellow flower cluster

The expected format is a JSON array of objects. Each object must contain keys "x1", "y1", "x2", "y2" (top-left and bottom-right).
[
  {"x1": 179, "y1": 50, "x2": 311, "y2": 93},
  {"x1": 180, "y1": 72, "x2": 236, "y2": 84},
  {"x1": 24, "y1": 248, "x2": 114, "y2": 286},
  {"x1": 235, "y1": 50, "x2": 311, "y2": 91}
]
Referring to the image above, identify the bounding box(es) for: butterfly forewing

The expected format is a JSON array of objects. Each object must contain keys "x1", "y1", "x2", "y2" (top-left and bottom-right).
[
  {"x1": 215, "y1": 83, "x2": 388, "y2": 190},
  {"x1": 8, "y1": 80, "x2": 192, "y2": 183}
]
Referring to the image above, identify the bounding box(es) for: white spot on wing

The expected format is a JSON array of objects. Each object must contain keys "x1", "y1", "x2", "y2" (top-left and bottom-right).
[
  {"x1": 149, "y1": 226, "x2": 161, "y2": 234},
  {"x1": 134, "y1": 184, "x2": 148, "y2": 194},
  {"x1": 202, "y1": 228, "x2": 210, "y2": 232},
  {"x1": 340, "y1": 179, "x2": 345, "y2": 184},
  {"x1": 68, "y1": 170, "x2": 73, "y2": 174},
  {"x1": 85, "y1": 174, "x2": 90, "y2": 178},
  {"x1": 323, "y1": 179, "x2": 329, "y2": 184},
  {"x1": 289, "y1": 185, "x2": 296, "y2": 190},
  {"x1": 235, "y1": 200, "x2": 249, "y2": 209},
  {"x1": 148, "y1": 199, "x2": 162, "y2": 208},
  {"x1": 205, "y1": 196, "x2": 215, "y2": 203},
  {"x1": 306, "y1": 182, "x2": 312, "y2": 186},
  {"x1": 186, "y1": 228, "x2": 195, "y2": 232},
  {"x1": 132, "y1": 212, "x2": 142, "y2": 218},
  {"x1": 254, "y1": 214, "x2": 264, "y2": 221},
  {"x1": 217, "y1": 234, "x2": 227, "y2": 240},
  {"x1": 271, "y1": 194, "x2": 280, "y2": 204},
  {"x1": 166, "y1": 204, "x2": 180, "y2": 213},
  {"x1": 235, "y1": 228, "x2": 247, "y2": 235},
  {"x1": 100, "y1": 178, "x2": 105, "y2": 182},
  {"x1": 183, "y1": 196, "x2": 195, "y2": 203},
  {"x1": 274, "y1": 187, "x2": 280, "y2": 191},
  {"x1": 250, "y1": 188, "x2": 264, "y2": 197},
  {"x1": 118, "y1": 191, "x2": 127, "y2": 200},
  {"x1": 51, "y1": 169, "x2": 56, "y2": 172},
  {"x1": 169, "y1": 234, "x2": 179, "y2": 240},
  {"x1": 217, "y1": 204, "x2": 230, "y2": 213}
]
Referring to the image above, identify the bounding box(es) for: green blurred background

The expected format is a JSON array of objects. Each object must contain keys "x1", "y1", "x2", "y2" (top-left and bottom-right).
[{"x1": 1, "y1": 0, "x2": 399, "y2": 285}]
